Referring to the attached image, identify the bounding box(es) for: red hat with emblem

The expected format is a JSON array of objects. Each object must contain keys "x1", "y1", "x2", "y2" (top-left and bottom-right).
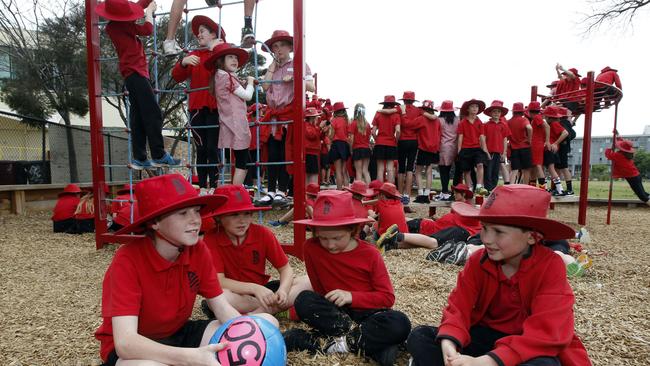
[
  {"x1": 206, "y1": 184, "x2": 271, "y2": 217},
  {"x1": 293, "y1": 190, "x2": 373, "y2": 227},
  {"x1": 419, "y1": 100, "x2": 438, "y2": 113},
  {"x1": 344, "y1": 180, "x2": 375, "y2": 197}
]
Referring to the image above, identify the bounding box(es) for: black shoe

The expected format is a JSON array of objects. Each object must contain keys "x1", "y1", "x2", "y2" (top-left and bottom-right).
[
  {"x1": 201, "y1": 299, "x2": 215, "y2": 319},
  {"x1": 403, "y1": 205, "x2": 414, "y2": 214},
  {"x1": 283, "y1": 328, "x2": 320, "y2": 354},
  {"x1": 426, "y1": 240, "x2": 457, "y2": 262},
  {"x1": 565, "y1": 190, "x2": 575, "y2": 196},
  {"x1": 371, "y1": 344, "x2": 399, "y2": 366},
  {"x1": 413, "y1": 195, "x2": 429, "y2": 204}
]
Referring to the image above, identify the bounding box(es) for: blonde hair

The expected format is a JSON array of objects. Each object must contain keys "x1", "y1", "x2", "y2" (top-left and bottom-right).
[
  {"x1": 353, "y1": 103, "x2": 368, "y2": 135},
  {"x1": 74, "y1": 193, "x2": 94, "y2": 216}
]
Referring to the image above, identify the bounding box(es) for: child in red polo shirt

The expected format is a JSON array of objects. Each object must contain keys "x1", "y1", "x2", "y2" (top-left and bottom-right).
[
  {"x1": 605, "y1": 133, "x2": 650, "y2": 206},
  {"x1": 407, "y1": 185, "x2": 591, "y2": 366},
  {"x1": 483, "y1": 101, "x2": 509, "y2": 192},
  {"x1": 372, "y1": 182, "x2": 409, "y2": 240},
  {"x1": 349, "y1": 103, "x2": 373, "y2": 184},
  {"x1": 203, "y1": 185, "x2": 310, "y2": 316},
  {"x1": 52, "y1": 184, "x2": 82, "y2": 233},
  {"x1": 457, "y1": 99, "x2": 489, "y2": 195},
  {"x1": 528, "y1": 102, "x2": 550, "y2": 188},
  {"x1": 286, "y1": 190, "x2": 411, "y2": 364},
  {"x1": 372, "y1": 95, "x2": 402, "y2": 183},
  {"x1": 97, "y1": 0, "x2": 179, "y2": 169},
  {"x1": 413, "y1": 100, "x2": 441, "y2": 204},
  {"x1": 396, "y1": 91, "x2": 422, "y2": 206},
  {"x1": 543, "y1": 106, "x2": 569, "y2": 196},
  {"x1": 72, "y1": 192, "x2": 95, "y2": 233},
  {"x1": 328, "y1": 102, "x2": 352, "y2": 189},
  {"x1": 95, "y1": 175, "x2": 278, "y2": 365},
  {"x1": 305, "y1": 107, "x2": 326, "y2": 184},
  {"x1": 171, "y1": 15, "x2": 225, "y2": 189},
  {"x1": 508, "y1": 103, "x2": 533, "y2": 184}
]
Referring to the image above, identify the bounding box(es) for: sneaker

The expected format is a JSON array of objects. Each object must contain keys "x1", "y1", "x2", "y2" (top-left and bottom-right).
[
  {"x1": 425, "y1": 240, "x2": 457, "y2": 262},
  {"x1": 256, "y1": 194, "x2": 274, "y2": 206},
  {"x1": 283, "y1": 328, "x2": 320, "y2": 354},
  {"x1": 444, "y1": 242, "x2": 469, "y2": 266},
  {"x1": 324, "y1": 336, "x2": 350, "y2": 354},
  {"x1": 162, "y1": 39, "x2": 182, "y2": 56},
  {"x1": 200, "y1": 299, "x2": 215, "y2": 319},
  {"x1": 475, "y1": 187, "x2": 489, "y2": 196},
  {"x1": 565, "y1": 190, "x2": 575, "y2": 196},
  {"x1": 269, "y1": 220, "x2": 288, "y2": 227},
  {"x1": 371, "y1": 344, "x2": 399, "y2": 366},
  {"x1": 272, "y1": 193, "x2": 289, "y2": 207},
  {"x1": 151, "y1": 152, "x2": 181, "y2": 167},
  {"x1": 130, "y1": 158, "x2": 152, "y2": 170},
  {"x1": 401, "y1": 195, "x2": 410, "y2": 205},
  {"x1": 241, "y1": 26, "x2": 255, "y2": 48},
  {"x1": 204, "y1": 0, "x2": 218, "y2": 6},
  {"x1": 413, "y1": 195, "x2": 429, "y2": 204},
  {"x1": 376, "y1": 224, "x2": 400, "y2": 254},
  {"x1": 552, "y1": 190, "x2": 566, "y2": 197},
  {"x1": 578, "y1": 227, "x2": 591, "y2": 244}
]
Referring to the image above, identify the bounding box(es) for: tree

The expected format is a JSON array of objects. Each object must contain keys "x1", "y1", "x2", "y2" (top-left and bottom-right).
[
  {"x1": 582, "y1": 0, "x2": 650, "y2": 33},
  {"x1": 634, "y1": 149, "x2": 650, "y2": 178},
  {"x1": 0, "y1": 0, "x2": 86, "y2": 182}
]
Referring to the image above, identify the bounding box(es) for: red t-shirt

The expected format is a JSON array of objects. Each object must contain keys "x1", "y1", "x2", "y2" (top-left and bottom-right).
[
  {"x1": 104, "y1": 0, "x2": 153, "y2": 79},
  {"x1": 95, "y1": 238, "x2": 222, "y2": 361},
  {"x1": 51, "y1": 195, "x2": 80, "y2": 221},
  {"x1": 74, "y1": 200, "x2": 94, "y2": 220},
  {"x1": 596, "y1": 70, "x2": 622, "y2": 89},
  {"x1": 372, "y1": 112, "x2": 400, "y2": 147},
  {"x1": 110, "y1": 193, "x2": 132, "y2": 215},
  {"x1": 418, "y1": 210, "x2": 481, "y2": 236},
  {"x1": 484, "y1": 120, "x2": 505, "y2": 153},
  {"x1": 204, "y1": 224, "x2": 289, "y2": 285},
  {"x1": 556, "y1": 77, "x2": 581, "y2": 96},
  {"x1": 348, "y1": 121, "x2": 372, "y2": 150},
  {"x1": 330, "y1": 116, "x2": 349, "y2": 142},
  {"x1": 305, "y1": 122, "x2": 322, "y2": 155},
  {"x1": 605, "y1": 148, "x2": 639, "y2": 178},
  {"x1": 376, "y1": 199, "x2": 409, "y2": 235},
  {"x1": 171, "y1": 49, "x2": 218, "y2": 110},
  {"x1": 458, "y1": 117, "x2": 484, "y2": 149},
  {"x1": 320, "y1": 135, "x2": 331, "y2": 155},
  {"x1": 399, "y1": 105, "x2": 422, "y2": 141},
  {"x1": 415, "y1": 116, "x2": 441, "y2": 153},
  {"x1": 530, "y1": 115, "x2": 546, "y2": 146},
  {"x1": 352, "y1": 199, "x2": 369, "y2": 219},
  {"x1": 508, "y1": 116, "x2": 531, "y2": 149},
  {"x1": 548, "y1": 121, "x2": 566, "y2": 144},
  {"x1": 303, "y1": 238, "x2": 395, "y2": 310}
]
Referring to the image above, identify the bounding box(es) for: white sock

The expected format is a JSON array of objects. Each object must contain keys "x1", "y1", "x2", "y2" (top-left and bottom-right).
[
  {"x1": 425, "y1": 189, "x2": 431, "y2": 195},
  {"x1": 418, "y1": 189, "x2": 424, "y2": 195}
]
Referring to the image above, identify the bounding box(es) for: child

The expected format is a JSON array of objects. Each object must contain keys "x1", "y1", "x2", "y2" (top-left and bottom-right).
[
  {"x1": 457, "y1": 99, "x2": 489, "y2": 195},
  {"x1": 52, "y1": 184, "x2": 82, "y2": 233},
  {"x1": 483, "y1": 100, "x2": 509, "y2": 192},
  {"x1": 375, "y1": 182, "x2": 409, "y2": 238},
  {"x1": 406, "y1": 185, "x2": 591, "y2": 366},
  {"x1": 528, "y1": 101, "x2": 551, "y2": 188},
  {"x1": 171, "y1": 15, "x2": 226, "y2": 189},
  {"x1": 557, "y1": 110, "x2": 577, "y2": 195},
  {"x1": 437, "y1": 100, "x2": 460, "y2": 200},
  {"x1": 605, "y1": 133, "x2": 650, "y2": 206},
  {"x1": 203, "y1": 184, "x2": 309, "y2": 315},
  {"x1": 349, "y1": 103, "x2": 373, "y2": 184},
  {"x1": 344, "y1": 180, "x2": 376, "y2": 220},
  {"x1": 204, "y1": 43, "x2": 255, "y2": 186},
  {"x1": 73, "y1": 191, "x2": 95, "y2": 234},
  {"x1": 95, "y1": 174, "x2": 278, "y2": 365},
  {"x1": 507, "y1": 102, "x2": 533, "y2": 184},
  {"x1": 328, "y1": 102, "x2": 351, "y2": 189},
  {"x1": 305, "y1": 107, "x2": 325, "y2": 184},
  {"x1": 269, "y1": 182, "x2": 320, "y2": 227},
  {"x1": 413, "y1": 100, "x2": 441, "y2": 204},
  {"x1": 542, "y1": 106, "x2": 569, "y2": 195},
  {"x1": 287, "y1": 190, "x2": 411, "y2": 365},
  {"x1": 97, "y1": 0, "x2": 179, "y2": 169},
  {"x1": 372, "y1": 95, "x2": 402, "y2": 183},
  {"x1": 396, "y1": 91, "x2": 422, "y2": 205}
]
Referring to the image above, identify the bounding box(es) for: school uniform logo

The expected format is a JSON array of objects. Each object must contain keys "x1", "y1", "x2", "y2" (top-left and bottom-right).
[
  {"x1": 252, "y1": 250, "x2": 260, "y2": 265},
  {"x1": 322, "y1": 199, "x2": 332, "y2": 215},
  {"x1": 172, "y1": 178, "x2": 187, "y2": 195},
  {"x1": 234, "y1": 190, "x2": 244, "y2": 202},
  {"x1": 187, "y1": 271, "x2": 200, "y2": 293},
  {"x1": 484, "y1": 192, "x2": 497, "y2": 209}
]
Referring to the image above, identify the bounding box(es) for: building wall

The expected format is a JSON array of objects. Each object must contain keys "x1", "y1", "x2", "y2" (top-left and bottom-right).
[{"x1": 569, "y1": 132, "x2": 650, "y2": 175}]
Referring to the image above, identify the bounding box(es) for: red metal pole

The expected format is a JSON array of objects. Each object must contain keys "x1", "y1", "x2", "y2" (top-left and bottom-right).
[
  {"x1": 290, "y1": 0, "x2": 306, "y2": 259},
  {"x1": 85, "y1": 0, "x2": 108, "y2": 249},
  {"x1": 314, "y1": 72, "x2": 318, "y2": 95},
  {"x1": 530, "y1": 85, "x2": 538, "y2": 102},
  {"x1": 606, "y1": 103, "x2": 619, "y2": 224},
  {"x1": 578, "y1": 71, "x2": 595, "y2": 225}
]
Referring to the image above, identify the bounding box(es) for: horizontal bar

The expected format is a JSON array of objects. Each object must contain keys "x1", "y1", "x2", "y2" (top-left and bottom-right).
[
  {"x1": 162, "y1": 125, "x2": 219, "y2": 130},
  {"x1": 105, "y1": 198, "x2": 136, "y2": 203},
  {"x1": 257, "y1": 79, "x2": 284, "y2": 84},
  {"x1": 253, "y1": 120, "x2": 293, "y2": 126},
  {"x1": 99, "y1": 92, "x2": 126, "y2": 97},
  {"x1": 246, "y1": 161, "x2": 294, "y2": 166},
  {"x1": 152, "y1": 1, "x2": 244, "y2": 17}
]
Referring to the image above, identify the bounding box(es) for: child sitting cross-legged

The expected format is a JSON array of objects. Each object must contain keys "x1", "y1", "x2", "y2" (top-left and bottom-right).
[
  {"x1": 284, "y1": 190, "x2": 412, "y2": 366},
  {"x1": 406, "y1": 184, "x2": 592, "y2": 366}
]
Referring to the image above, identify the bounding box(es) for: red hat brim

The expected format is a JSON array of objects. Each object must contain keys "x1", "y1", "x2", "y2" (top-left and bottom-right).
[
  {"x1": 399, "y1": 98, "x2": 419, "y2": 102},
  {"x1": 263, "y1": 35, "x2": 293, "y2": 52},
  {"x1": 343, "y1": 187, "x2": 375, "y2": 198},
  {"x1": 615, "y1": 141, "x2": 635, "y2": 153},
  {"x1": 451, "y1": 202, "x2": 575, "y2": 240},
  {"x1": 96, "y1": 1, "x2": 144, "y2": 22},
  {"x1": 293, "y1": 216, "x2": 373, "y2": 227},
  {"x1": 204, "y1": 47, "x2": 249, "y2": 70},
  {"x1": 207, "y1": 204, "x2": 271, "y2": 218},
  {"x1": 419, "y1": 106, "x2": 438, "y2": 113},
  {"x1": 115, "y1": 194, "x2": 227, "y2": 235},
  {"x1": 58, "y1": 190, "x2": 81, "y2": 197},
  {"x1": 460, "y1": 99, "x2": 486, "y2": 115},
  {"x1": 484, "y1": 106, "x2": 509, "y2": 116},
  {"x1": 191, "y1": 15, "x2": 226, "y2": 40}
]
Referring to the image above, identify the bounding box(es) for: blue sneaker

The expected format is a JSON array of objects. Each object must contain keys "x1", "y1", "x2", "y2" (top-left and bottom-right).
[
  {"x1": 130, "y1": 159, "x2": 152, "y2": 170},
  {"x1": 151, "y1": 153, "x2": 181, "y2": 167},
  {"x1": 269, "y1": 220, "x2": 288, "y2": 227}
]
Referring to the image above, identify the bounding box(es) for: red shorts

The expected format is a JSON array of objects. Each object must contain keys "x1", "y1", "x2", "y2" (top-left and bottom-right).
[{"x1": 531, "y1": 142, "x2": 544, "y2": 166}]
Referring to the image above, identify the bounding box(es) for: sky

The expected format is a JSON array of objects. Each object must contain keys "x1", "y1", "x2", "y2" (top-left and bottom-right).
[{"x1": 157, "y1": 0, "x2": 650, "y2": 137}]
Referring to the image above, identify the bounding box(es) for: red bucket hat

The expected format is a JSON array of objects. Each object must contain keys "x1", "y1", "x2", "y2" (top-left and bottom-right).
[
  {"x1": 419, "y1": 100, "x2": 438, "y2": 113},
  {"x1": 115, "y1": 174, "x2": 227, "y2": 235},
  {"x1": 58, "y1": 183, "x2": 82, "y2": 197},
  {"x1": 306, "y1": 183, "x2": 320, "y2": 206},
  {"x1": 452, "y1": 185, "x2": 575, "y2": 240},
  {"x1": 527, "y1": 101, "x2": 541, "y2": 112},
  {"x1": 344, "y1": 180, "x2": 375, "y2": 197},
  {"x1": 484, "y1": 100, "x2": 509, "y2": 117},
  {"x1": 601, "y1": 66, "x2": 618, "y2": 73},
  {"x1": 511, "y1": 102, "x2": 525, "y2": 113},
  {"x1": 399, "y1": 91, "x2": 418, "y2": 102},
  {"x1": 368, "y1": 180, "x2": 382, "y2": 195},
  {"x1": 437, "y1": 100, "x2": 455, "y2": 112},
  {"x1": 616, "y1": 139, "x2": 635, "y2": 153},
  {"x1": 293, "y1": 190, "x2": 373, "y2": 227},
  {"x1": 332, "y1": 102, "x2": 348, "y2": 112},
  {"x1": 207, "y1": 184, "x2": 271, "y2": 217},
  {"x1": 546, "y1": 80, "x2": 559, "y2": 88},
  {"x1": 564, "y1": 67, "x2": 581, "y2": 78},
  {"x1": 460, "y1": 99, "x2": 486, "y2": 116},
  {"x1": 378, "y1": 182, "x2": 401, "y2": 200},
  {"x1": 305, "y1": 107, "x2": 322, "y2": 118},
  {"x1": 451, "y1": 183, "x2": 473, "y2": 199},
  {"x1": 543, "y1": 105, "x2": 564, "y2": 119},
  {"x1": 96, "y1": 0, "x2": 144, "y2": 22},
  {"x1": 203, "y1": 43, "x2": 249, "y2": 71},
  {"x1": 191, "y1": 15, "x2": 226, "y2": 40},
  {"x1": 379, "y1": 95, "x2": 400, "y2": 106},
  {"x1": 264, "y1": 30, "x2": 293, "y2": 51}
]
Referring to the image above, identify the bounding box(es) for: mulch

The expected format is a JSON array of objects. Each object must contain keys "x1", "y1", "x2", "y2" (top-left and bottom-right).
[{"x1": 0, "y1": 204, "x2": 648, "y2": 365}]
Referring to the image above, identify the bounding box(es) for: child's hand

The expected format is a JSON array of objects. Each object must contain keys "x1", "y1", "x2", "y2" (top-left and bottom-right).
[
  {"x1": 275, "y1": 289, "x2": 289, "y2": 308},
  {"x1": 267, "y1": 60, "x2": 278, "y2": 73},
  {"x1": 246, "y1": 76, "x2": 255, "y2": 85},
  {"x1": 146, "y1": 1, "x2": 157, "y2": 13},
  {"x1": 440, "y1": 339, "x2": 459, "y2": 366},
  {"x1": 282, "y1": 75, "x2": 293, "y2": 82},
  {"x1": 253, "y1": 285, "x2": 276, "y2": 308},
  {"x1": 448, "y1": 354, "x2": 498, "y2": 366},
  {"x1": 325, "y1": 289, "x2": 352, "y2": 307},
  {"x1": 550, "y1": 143, "x2": 559, "y2": 153},
  {"x1": 192, "y1": 342, "x2": 229, "y2": 366},
  {"x1": 182, "y1": 55, "x2": 200, "y2": 67}
]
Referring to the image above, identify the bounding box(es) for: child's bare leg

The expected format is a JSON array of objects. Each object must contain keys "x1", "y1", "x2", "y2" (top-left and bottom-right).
[
  {"x1": 554, "y1": 251, "x2": 576, "y2": 265},
  {"x1": 386, "y1": 162, "x2": 396, "y2": 184},
  {"x1": 464, "y1": 171, "x2": 473, "y2": 188},
  {"x1": 399, "y1": 233, "x2": 439, "y2": 250},
  {"x1": 377, "y1": 160, "x2": 386, "y2": 182},
  {"x1": 223, "y1": 289, "x2": 262, "y2": 314},
  {"x1": 362, "y1": 158, "x2": 371, "y2": 184},
  {"x1": 426, "y1": 165, "x2": 433, "y2": 193},
  {"x1": 354, "y1": 159, "x2": 364, "y2": 181},
  {"x1": 278, "y1": 207, "x2": 294, "y2": 223},
  {"x1": 334, "y1": 159, "x2": 344, "y2": 189},
  {"x1": 307, "y1": 173, "x2": 319, "y2": 184},
  {"x1": 476, "y1": 164, "x2": 485, "y2": 185},
  {"x1": 166, "y1": 0, "x2": 185, "y2": 41},
  {"x1": 232, "y1": 168, "x2": 247, "y2": 186},
  {"x1": 416, "y1": 165, "x2": 424, "y2": 192},
  {"x1": 288, "y1": 275, "x2": 312, "y2": 304}
]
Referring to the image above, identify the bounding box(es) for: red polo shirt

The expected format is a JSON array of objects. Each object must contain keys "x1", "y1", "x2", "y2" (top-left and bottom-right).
[
  {"x1": 605, "y1": 148, "x2": 639, "y2": 178},
  {"x1": 372, "y1": 112, "x2": 401, "y2": 147},
  {"x1": 348, "y1": 121, "x2": 372, "y2": 149},
  {"x1": 530, "y1": 115, "x2": 546, "y2": 146},
  {"x1": 508, "y1": 116, "x2": 531, "y2": 149},
  {"x1": 458, "y1": 117, "x2": 484, "y2": 149},
  {"x1": 204, "y1": 223, "x2": 289, "y2": 285},
  {"x1": 171, "y1": 49, "x2": 218, "y2": 111},
  {"x1": 104, "y1": 0, "x2": 153, "y2": 79},
  {"x1": 51, "y1": 195, "x2": 80, "y2": 221},
  {"x1": 352, "y1": 199, "x2": 369, "y2": 219},
  {"x1": 556, "y1": 77, "x2": 580, "y2": 96},
  {"x1": 479, "y1": 268, "x2": 528, "y2": 335},
  {"x1": 330, "y1": 116, "x2": 349, "y2": 142},
  {"x1": 596, "y1": 70, "x2": 622, "y2": 89},
  {"x1": 95, "y1": 238, "x2": 222, "y2": 361},
  {"x1": 303, "y1": 238, "x2": 395, "y2": 310},
  {"x1": 376, "y1": 199, "x2": 409, "y2": 235},
  {"x1": 484, "y1": 120, "x2": 506, "y2": 153},
  {"x1": 305, "y1": 122, "x2": 322, "y2": 155},
  {"x1": 415, "y1": 115, "x2": 441, "y2": 153},
  {"x1": 548, "y1": 120, "x2": 566, "y2": 144},
  {"x1": 399, "y1": 104, "x2": 422, "y2": 141}
]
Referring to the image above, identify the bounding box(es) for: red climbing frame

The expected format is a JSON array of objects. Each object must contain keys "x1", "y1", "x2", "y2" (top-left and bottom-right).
[{"x1": 85, "y1": 0, "x2": 308, "y2": 256}]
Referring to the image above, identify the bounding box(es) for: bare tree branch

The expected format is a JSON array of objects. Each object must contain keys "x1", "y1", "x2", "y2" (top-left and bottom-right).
[{"x1": 581, "y1": 0, "x2": 650, "y2": 34}]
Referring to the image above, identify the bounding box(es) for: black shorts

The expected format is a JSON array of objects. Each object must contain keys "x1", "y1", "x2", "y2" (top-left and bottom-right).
[
  {"x1": 320, "y1": 153, "x2": 329, "y2": 168},
  {"x1": 407, "y1": 218, "x2": 422, "y2": 234},
  {"x1": 544, "y1": 240, "x2": 570, "y2": 254},
  {"x1": 306, "y1": 154, "x2": 319, "y2": 174},
  {"x1": 397, "y1": 140, "x2": 418, "y2": 173},
  {"x1": 352, "y1": 147, "x2": 372, "y2": 161},
  {"x1": 233, "y1": 148, "x2": 250, "y2": 170},
  {"x1": 556, "y1": 144, "x2": 570, "y2": 169},
  {"x1": 374, "y1": 144, "x2": 398, "y2": 160},
  {"x1": 328, "y1": 140, "x2": 351, "y2": 162},
  {"x1": 264, "y1": 280, "x2": 281, "y2": 292},
  {"x1": 102, "y1": 319, "x2": 212, "y2": 366},
  {"x1": 459, "y1": 148, "x2": 487, "y2": 172},
  {"x1": 416, "y1": 149, "x2": 439, "y2": 166},
  {"x1": 543, "y1": 150, "x2": 559, "y2": 167},
  {"x1": 510, "y1": 147, "x2": 532, "y2": 170},
  {"x1": 53, "y1": 218, "x2": 75, "y2": 233}
]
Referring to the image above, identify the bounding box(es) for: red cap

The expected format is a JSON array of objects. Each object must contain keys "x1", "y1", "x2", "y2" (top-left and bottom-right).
[
  {"x1": 207, "y1": 185, "x2": 271, "y2": 217},
  {"x1": 96, "y1": 0, "x2": 144, "y2": 22},
  {"x1": 293, "y1": 190, "x2": 373, "y2": 227},
  {"x1": 368, "y1": 180, "x2": 382, "y2": 195},
  {"x1": 451, "y1": 183, "x2": 473, "y2": 199},
  {"x1": 344, "y1": 180, "x2": 375, "y2": 197}
]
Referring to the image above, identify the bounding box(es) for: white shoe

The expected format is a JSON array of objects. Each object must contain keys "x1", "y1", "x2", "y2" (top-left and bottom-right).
[
  {"x1": 325, "y1": 336, "x2": 349, "y2": 354},
  {"x1": 163, "y1": 39, "x2": 182, "y2": 56}
]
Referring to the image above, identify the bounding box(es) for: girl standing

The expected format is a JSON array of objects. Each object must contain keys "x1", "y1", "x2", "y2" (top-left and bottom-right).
[
  {"x1": 349, "y1": 103, "x2": 373, "y2": 184},
  {"x1": 437, "y1": 100, "x2": 460, "y2": 200},
  {"x1": 328, "y1": 102, "x2": 352, "y2": 189}
]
